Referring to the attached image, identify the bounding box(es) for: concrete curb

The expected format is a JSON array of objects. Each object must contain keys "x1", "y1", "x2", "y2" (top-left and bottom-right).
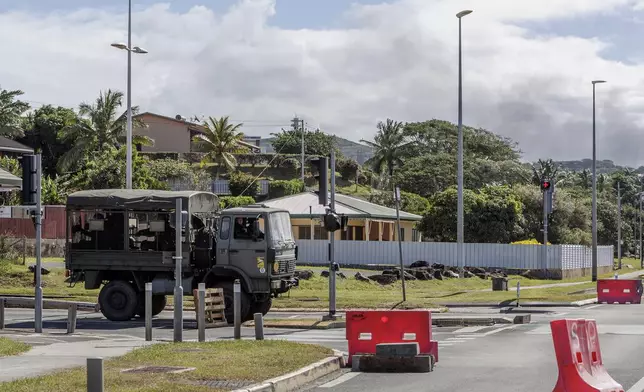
[
  {"x1": 231, "y1": 350, "x2": 346, "y2": 392},
  {"x1": 271, "y1": 307, "x2": 447, "y2": 313},
  {"x1": 244, "y1": 321, "x2": 346, "y2": 330},
  {"x1": 432, "y1": 317, "x2": 514, "y2": 327},
  {"x1": 441, "y1": 300, "x2": 598, "y2": 308}
]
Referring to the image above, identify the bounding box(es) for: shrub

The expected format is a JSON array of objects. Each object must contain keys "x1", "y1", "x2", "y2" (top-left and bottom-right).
[
  {"x1": 511, "y1": 239, "x2": 552, "y2": 245},
  {"x1": 269, "y1": 179, "x2": 304, "y2": 198},
  {"x1": 228, "y1": 171, "x2": 259, "y2": 197},
  {"x1": 367, "y1": 190, "x2": 430, "y2": 216},
  {"x1": 336, "y1": 158, "x2": 359, "y2": 181},
  {"x1": 220, "y1": 196, "x2": 256, "y2": 209}
]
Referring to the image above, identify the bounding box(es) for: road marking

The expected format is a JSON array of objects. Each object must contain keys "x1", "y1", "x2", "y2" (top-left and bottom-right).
[
  {"x1": 454, "y1": 336, "x2": 478, "y2": 340},
  {"x1": 626, "y1": 376, "x2": 644, "y2": 392},
  {"x1": 584, "y1": 304, "x2": 602, "y2": 310},
  {"x1": 288, "y1": 315, "x2": 298, "y2": 319},
  {"x1": 482, "y1": 324, "x2": 521, "y2": 336},
  {"x1": 319, "y1": 372, "x2": 361, "y2": 388},
  {"x1": 453, "y1": 326, "x2": 488, "y2": 334}
]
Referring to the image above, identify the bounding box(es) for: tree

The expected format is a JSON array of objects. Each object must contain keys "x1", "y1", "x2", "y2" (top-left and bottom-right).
[
  {"x1": 58, "y1": 89, "x2": 150, "y2": 172},
  {"x1": 361, "y1": 119, "x2": 408, "y2": 177},
  {"x1": 61, "y1": 146, "x2": 163, "y2": 191},
  {"x1": 18, "y1": 105, "x2": 77, "y2": 176},
  {"x1": 0, "y1": 88, "x2": 30, "y2": 138},
  {"x1": 0, "y1": 156, "x2": 21, "y2": 205},
  {"x1": 531, "y1": 159, "x2": 560, "y2": 186},
  {"x1": 147, "y1": 159, "x2": 211, "y2": 191},
  {"x1": 270, "y1": 128, "x2": 336, "y2": 156},
  {"x1": 192, "y1": 116, "x2": 247, "y2": 179}
]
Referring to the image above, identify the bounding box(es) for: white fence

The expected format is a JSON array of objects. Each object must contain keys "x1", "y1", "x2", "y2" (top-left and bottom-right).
[{"x1": 296, "y1": 240, "x2": 614, "y2": 270}]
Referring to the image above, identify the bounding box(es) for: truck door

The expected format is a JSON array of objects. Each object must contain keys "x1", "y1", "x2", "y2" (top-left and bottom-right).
[
  {"x1": 216, "y1": 216, "x2": 232, "y2": 265},
  {"x1": 229, "y1": 215, "x2": 267, "y2": 278}
]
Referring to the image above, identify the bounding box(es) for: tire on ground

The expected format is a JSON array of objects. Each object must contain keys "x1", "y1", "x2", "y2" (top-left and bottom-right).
[
  {"x1": 135, "y1": 294, "x2": 168, "y2": 318},
  {"x1": 209, "y1": 281, "x2": 250, "y2": 324},
  {"x1": 249, "y1": 298, "x2": 272, "y2": 319},
  {"x1": 99, "y1": 280, "x2": 139, "y2": 321}
]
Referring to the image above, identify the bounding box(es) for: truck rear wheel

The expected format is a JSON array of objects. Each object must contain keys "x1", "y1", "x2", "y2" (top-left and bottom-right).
[
  {"x1": 211, "y1": 281, "x2": 250, "y2": 324},
  {"x1": 135, "y1": 294, "x2": 167, "y2": 318},
  {"x1": 249, "y1": 298, "x2": 272, "y2": 318},
  {"x1": 99, "y1": 280, "x2": 138, "y2": 321}
]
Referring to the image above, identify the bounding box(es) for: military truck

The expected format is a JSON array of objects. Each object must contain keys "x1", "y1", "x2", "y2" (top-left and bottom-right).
[{"x1": 65, "y1": 189, "x2": 298, "y2": 322}]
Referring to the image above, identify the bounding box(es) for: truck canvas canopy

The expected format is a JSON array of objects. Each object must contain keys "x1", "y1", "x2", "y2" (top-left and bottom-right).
[{"x1": 66, "y1": 189, "x2": 218, "y2": 213}]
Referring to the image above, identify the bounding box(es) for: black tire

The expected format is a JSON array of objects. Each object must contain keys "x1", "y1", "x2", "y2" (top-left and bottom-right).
[
  {"x1": 210, "y1": 281, "x2": 250, "y2": 324},
  {"x1": 249, "y1": 298, "x2": 272, "y2": 318},
  {"x1": 99, "y1": 280, "x2": 138, "y2": 321},
  {"x1": 135, "y1": 294, "x2": 167, "y2": 318},
  {"x1": 152, "y1": 295, "x2": 167, "y2": 316}
]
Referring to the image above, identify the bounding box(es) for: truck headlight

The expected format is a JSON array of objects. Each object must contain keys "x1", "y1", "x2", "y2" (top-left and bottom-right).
[{"x1": 273, "y1": 262, "x2": 279, "y2": 273}]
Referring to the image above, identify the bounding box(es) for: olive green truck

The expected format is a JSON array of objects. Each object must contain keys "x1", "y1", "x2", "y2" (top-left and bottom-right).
[{"x1": 65, "y1": 189, "x2": 298, "y2": 322}]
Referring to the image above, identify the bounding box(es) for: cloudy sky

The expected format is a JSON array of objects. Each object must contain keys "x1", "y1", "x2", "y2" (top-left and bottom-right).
[{"x1": 1, "y1": 0, "x2": 644, "y2": 165}]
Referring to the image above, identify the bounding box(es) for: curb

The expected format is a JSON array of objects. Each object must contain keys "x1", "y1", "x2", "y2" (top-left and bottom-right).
[
  {"x1": 231, "y1": 350, "x2": 346, "y2": 392},
  {"x1": 441, "y1": 300, "x2": 597, "y2": 308},
  {"x1": 245, "y1": 321, "x2": 346, "y2": 330},
  {"x1": 271, "y1": 307, "x2": 447, "y2": 313},
  {"x1": 432, "y1": 317, "x2": 514, "y2": 327}
]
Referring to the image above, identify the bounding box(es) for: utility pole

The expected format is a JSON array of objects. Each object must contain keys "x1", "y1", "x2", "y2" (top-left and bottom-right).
[
  {"x1": 617, "y1": 182, "x2": 622, "y2": 270},
  {"x1": 292, "y1": 117, "x2": 305, "y2": 182},
  {"x1": 394, "y1": 187, "x2": 406, "y2": 302},
  {"x1": 328, "y1": 147, "x2": 337, "y2": 319},
  {"x1": 591, "y1": 80, "x2": 606, "y2": 282},
  {"x1": 640, "y1": 191, "x2": 643, "y2": 269}
]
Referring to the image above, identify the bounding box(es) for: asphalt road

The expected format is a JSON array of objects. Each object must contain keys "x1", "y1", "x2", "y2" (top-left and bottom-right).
[{"x1": 3, "y1": 305, "x2": 644, "y2": 391}]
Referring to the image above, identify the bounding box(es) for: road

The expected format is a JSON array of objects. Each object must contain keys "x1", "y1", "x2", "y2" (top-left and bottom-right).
[{"x1": 3, "y1": 305, "x2": 644, "y2": 391}]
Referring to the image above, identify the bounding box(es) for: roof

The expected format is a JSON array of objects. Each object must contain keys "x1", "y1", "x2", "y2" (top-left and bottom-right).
[
  {"x1": 0, "y1": 168, "x2": 21, "y2": 190},
  {"x1": 224, "y1": 205, "x2": 290, "y2": 215},
  {"x1": 66, "y1": 189, "x2": 218, "y2": 212},
  {"x1": 0, "y1": 136, "x2": 33, "y2": 154},
  {"x1": 263, "y1": 192, "x2": 422, "y2": 221}
]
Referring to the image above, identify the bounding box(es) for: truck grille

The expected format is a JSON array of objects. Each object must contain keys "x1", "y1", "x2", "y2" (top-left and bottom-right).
[{"x1": 278, "y1": 259, "x2": 296, "y2": 274}]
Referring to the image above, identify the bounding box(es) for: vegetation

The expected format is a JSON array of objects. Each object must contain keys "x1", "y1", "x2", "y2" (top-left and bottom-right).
[
  {"x1": 228, "y1": 171, "x2": 260, "y2": 197},
  {"x1": 193, "y1": 116, "x2": 247, "y2": 179},
  {"x1": 270, "y1": 127, "x2": 336, "y2": 156},
  {"x1": 0, "y1": 340, "x2": 332, "y2": 392},
  {"x1": 268, "y1": 179, "x2": 304, "y2": 198},
  {"x1": 220, "y1": 196, "x2": 256, "y2": 209},
  {"x1": 0, "y1": 338, "x2": 30, "y2": 357}
]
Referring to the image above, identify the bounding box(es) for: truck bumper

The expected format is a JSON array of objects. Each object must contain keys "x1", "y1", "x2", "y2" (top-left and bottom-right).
[{"x1": 271, "y1": 277, "x2": 299, "y2": 294}]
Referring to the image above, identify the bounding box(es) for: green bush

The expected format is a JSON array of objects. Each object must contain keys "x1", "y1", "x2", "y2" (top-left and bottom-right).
[
  {"x1": 228, "y1": 171, "x2": 259, "y2": 197},
  {"x1": 220, "y1": 196, "x2": 256, "y2": 209},
  {"x1": 367, "y1": 190, "x2": 430, "y2": 216},
  {"x1": 336, "y1": 158, "x2": 359, "y2": 181},
  {"x1": 269, "y1": 179, "x2": 304, "y2": 198}
]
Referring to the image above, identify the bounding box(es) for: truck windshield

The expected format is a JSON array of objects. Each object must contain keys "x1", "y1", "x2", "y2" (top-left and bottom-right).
[{"x1": 268, "y1": 212, "x2": 294, "y2": 247}]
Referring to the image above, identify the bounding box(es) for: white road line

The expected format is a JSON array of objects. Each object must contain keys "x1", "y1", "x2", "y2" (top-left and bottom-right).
[
  {"x1": 482, "y1": 324, "x2": 521, "y2": 336},
  {"x1": 453, "y1": 326, "x2": 488, "y2": 334},
  {"x1": 584, "y1": 304, "x2": 603, "y2": 310},
  {"x1": 445, "y1": 338, "x2": 469, "y2": 342},
  {"x1": 455, "y1": 336, "x2": 478, "y2": 340},
  {"x1": 287, "y1": 315, "x2": 299, "y2": 319},
  {"x1": 627, "y1": 376, "x2": 644, "y2": 392},
  {"x1": 319, "y1": 372, "x2": 361, "y2": 388}
]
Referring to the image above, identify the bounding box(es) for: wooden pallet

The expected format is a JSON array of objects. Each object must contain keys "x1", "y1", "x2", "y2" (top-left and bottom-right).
[{"x1": 192, "y1": 288, "x2": 228, "y2": 328}]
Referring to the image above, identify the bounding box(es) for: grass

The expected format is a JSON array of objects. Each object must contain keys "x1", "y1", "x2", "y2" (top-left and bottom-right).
[
  {"x1": 0, "y1": 338, "x2": 30, "y2": 357},
  {"x1": 0, "y1": 340, "x2": 332, "y2": 392},
  {"x1": 1, "y1": 257, "x2": 638, "y2": 310}
]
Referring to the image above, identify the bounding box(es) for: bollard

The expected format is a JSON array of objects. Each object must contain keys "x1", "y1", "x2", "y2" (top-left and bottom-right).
[
  {"x1": 254, "y1": 313, "x2": 264, "y2": 341},
  {"x1": 234, "y1": 279, "x2": 241, "y2": 340},
  {"x1": 198, "y1": 283, "x2": 206, "y2": 343},
  {"x1": 67, "y1": 303, "x2": 77, "y2": 334},
  {"x1": 0, "y1": 298, "x2": 4, "y2": 330},
  {"x1": 516, "y1": 281, "x2": 521, "y2": 308},
  {"x1": 87, "y1": 357, "x2": 104, "y2": 392},
  {"x1": 145, "y1": 282, "x2": 152, "y2": 342}
]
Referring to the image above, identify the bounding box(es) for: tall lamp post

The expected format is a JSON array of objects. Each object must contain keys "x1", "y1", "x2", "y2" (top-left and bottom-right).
[
  {"x1": 111, "y1": 0, "x2": 148, "y2": 189},
  {"x1": 456, "y1": 9, "x2": 473, "y2": 278},
  {"x1": 591, "y1": 80, "x2": 606, "y2": 282}
]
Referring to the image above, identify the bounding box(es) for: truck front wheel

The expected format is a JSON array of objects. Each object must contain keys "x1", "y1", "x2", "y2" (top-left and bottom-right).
[
  {"x1": 99, "y1": 280, "x2": 138, "y2": 321},
  {"x1": 249, "y1": 298, "x2": 272, "y2": 317},
  {"x1": 211, "y1": 281, "x2": 250, "y2": 324}
]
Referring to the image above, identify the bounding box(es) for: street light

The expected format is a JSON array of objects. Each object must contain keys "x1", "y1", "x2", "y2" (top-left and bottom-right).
[
  {"x1": 591, "y1": 80, "x2": 606, "y2": 282},
  {"x1": 111, "y1": 0, "x2": 148, "y2": 190},
  {"x1": 456, "y1": 9, "x2": 473, "y2": 278}
]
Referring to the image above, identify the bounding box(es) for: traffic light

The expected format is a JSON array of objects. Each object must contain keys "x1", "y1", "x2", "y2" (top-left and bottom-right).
[
  {"x1": 21, "y1": 154, "x2": 37, "y2": 205},
  {"x1": 291, "y1": 117, "x2": 300, "y2": 130},
  {"x1": 323, "y1": 211, "x2": 341, "y2": 232},
  {"x1": 540, "y1": 179, "x2": 552, "y2": 192},
  {"x1": 310, "y1": 157, "x2": 328, "y2": 206}
]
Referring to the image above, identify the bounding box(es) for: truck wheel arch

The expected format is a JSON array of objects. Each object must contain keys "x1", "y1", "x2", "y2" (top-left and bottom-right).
[{"x1": 202, "y1": 266, "x2": 252, "y2": 292}]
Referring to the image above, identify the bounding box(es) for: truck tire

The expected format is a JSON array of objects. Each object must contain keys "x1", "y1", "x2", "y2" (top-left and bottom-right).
[
  {"x1": 249, "y1": 298, "x2": 272, "y2": 318},
  {"x1": 211, "y1": 281, "x2": 250, "y2": 324},
  {"x1": 135, "y1": 294, "x2": 167, "y2": 318},
  {"x1": 99, "y1": 280, "x2": 138, "y2": 321}
]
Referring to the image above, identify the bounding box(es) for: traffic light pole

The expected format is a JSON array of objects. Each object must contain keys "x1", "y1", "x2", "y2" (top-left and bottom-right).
[
  {"x1": 327, "y1": 148, "x2": 337, "y2": 320},
  {"x1": 542, "y1": 188, "x2": 548, "y2": 274},
  {"x1": 34, "y1": 154, "x2": 43, "y2": 333}
]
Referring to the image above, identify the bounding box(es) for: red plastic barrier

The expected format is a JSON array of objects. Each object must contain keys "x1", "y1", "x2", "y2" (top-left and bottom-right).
[
  {"x1": 345, "y1": 310, "x2": 438, "y2": 365},
  {"x1": 597, "y1": 279, "x2": 643, "y2": 304},
  {"x1": 551, "y1": 319, "x2": 623, "y2": 392}
]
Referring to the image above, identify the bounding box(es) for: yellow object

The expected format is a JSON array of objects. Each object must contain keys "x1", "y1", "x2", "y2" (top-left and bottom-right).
[{"x1": 511, "y1": 239, "x2": 551, "y2": 245}]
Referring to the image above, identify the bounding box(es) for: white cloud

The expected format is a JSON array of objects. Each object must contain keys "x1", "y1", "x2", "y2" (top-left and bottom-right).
[{"x1": 2, "y1": 0, "x2": 644, "y2": 164}]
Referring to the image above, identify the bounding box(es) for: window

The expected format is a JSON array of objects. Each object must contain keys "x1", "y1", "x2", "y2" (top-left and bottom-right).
[
  {"x1": 400, "y1": 228, "x2": 405, "y2": 241},
  {"x1": 220, "y1": 217, "x2": 231, "y2": 240},
  {"x1": 298, "y1": 226, "x2": 311, "y2": 240},
  {"x1": 268, "y1": 212, "x2": 293, "y2": 247},
  {"x1": 354, "y1": 226, "x2": 364, "y2": 241},
  {"x1": 233, "y1": 216, "x2": 265, "y2": 241},
  {"x1": 341, "y1": 226, "x2": 357, "y2": 240},
  {"x1": 314, "y1": 226, "x2": 328, "y2": 240}
]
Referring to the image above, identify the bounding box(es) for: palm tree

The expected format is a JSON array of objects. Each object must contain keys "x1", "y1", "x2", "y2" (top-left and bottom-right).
[
  {"x1": 58, "y1": 89, "x2": 151, "y2": 172},
  {"x1": 0, "y1": 88, "x2": 30, "y2": 138},
  {"x1": 192, "y1": 116, "x2": 247, "y2": 179},
  {"x1": 361, "y1": 119, "x2": 408, "y2": 179},
  {"x1": 531, "y1": 158, "x2": 559, "y2": 186}
]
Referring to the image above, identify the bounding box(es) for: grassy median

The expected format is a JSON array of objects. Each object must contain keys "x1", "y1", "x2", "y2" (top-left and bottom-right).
[
  {"x1": 0, "y1": 337, "x2": 30, "y2": 357},
  {"x1": 1, "y1": 340, "x2": 333, "y2": 392}
]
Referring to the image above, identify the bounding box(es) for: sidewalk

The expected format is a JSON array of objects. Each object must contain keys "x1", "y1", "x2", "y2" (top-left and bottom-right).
[{"x1": 0, "y1": 334, "x2": 152, "y2": 383}]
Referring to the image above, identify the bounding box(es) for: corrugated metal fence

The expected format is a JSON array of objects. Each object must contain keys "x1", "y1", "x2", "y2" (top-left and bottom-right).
[
  {"x1": 295, "y1": 240, "x2": 614, "y2": 270},
  {"x1": 211, "y1": 179, "x2": 270, "y2": 196},
  {"x1": 0, "y1": 205, "x2": 66, "y2": 239}
]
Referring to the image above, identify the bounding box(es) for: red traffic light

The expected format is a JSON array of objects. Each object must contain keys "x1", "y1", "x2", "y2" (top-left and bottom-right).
[{"x1": 541, "y1": 180, "x2": 552, "y2": 191}]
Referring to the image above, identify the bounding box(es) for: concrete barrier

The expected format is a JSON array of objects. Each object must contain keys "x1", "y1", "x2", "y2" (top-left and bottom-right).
[{"x1": 0, "y1": 297, "x2": 99, "y2": 312}]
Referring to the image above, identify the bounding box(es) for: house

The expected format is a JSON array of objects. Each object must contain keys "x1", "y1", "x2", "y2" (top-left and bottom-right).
[
  {"x1": 133, "y1": 112, "x2": 260, "y2": 155},
  {"x1": 0, "y1": 136, "x2": 33, "y2": 158},
  {"x1": 263, "y1": 192, "x2": 422, "y2": 242}
]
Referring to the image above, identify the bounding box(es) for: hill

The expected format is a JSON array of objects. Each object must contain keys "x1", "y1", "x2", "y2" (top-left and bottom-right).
[{"x1": 554, "y1": 159, "x2": 644, "y2": 174}]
